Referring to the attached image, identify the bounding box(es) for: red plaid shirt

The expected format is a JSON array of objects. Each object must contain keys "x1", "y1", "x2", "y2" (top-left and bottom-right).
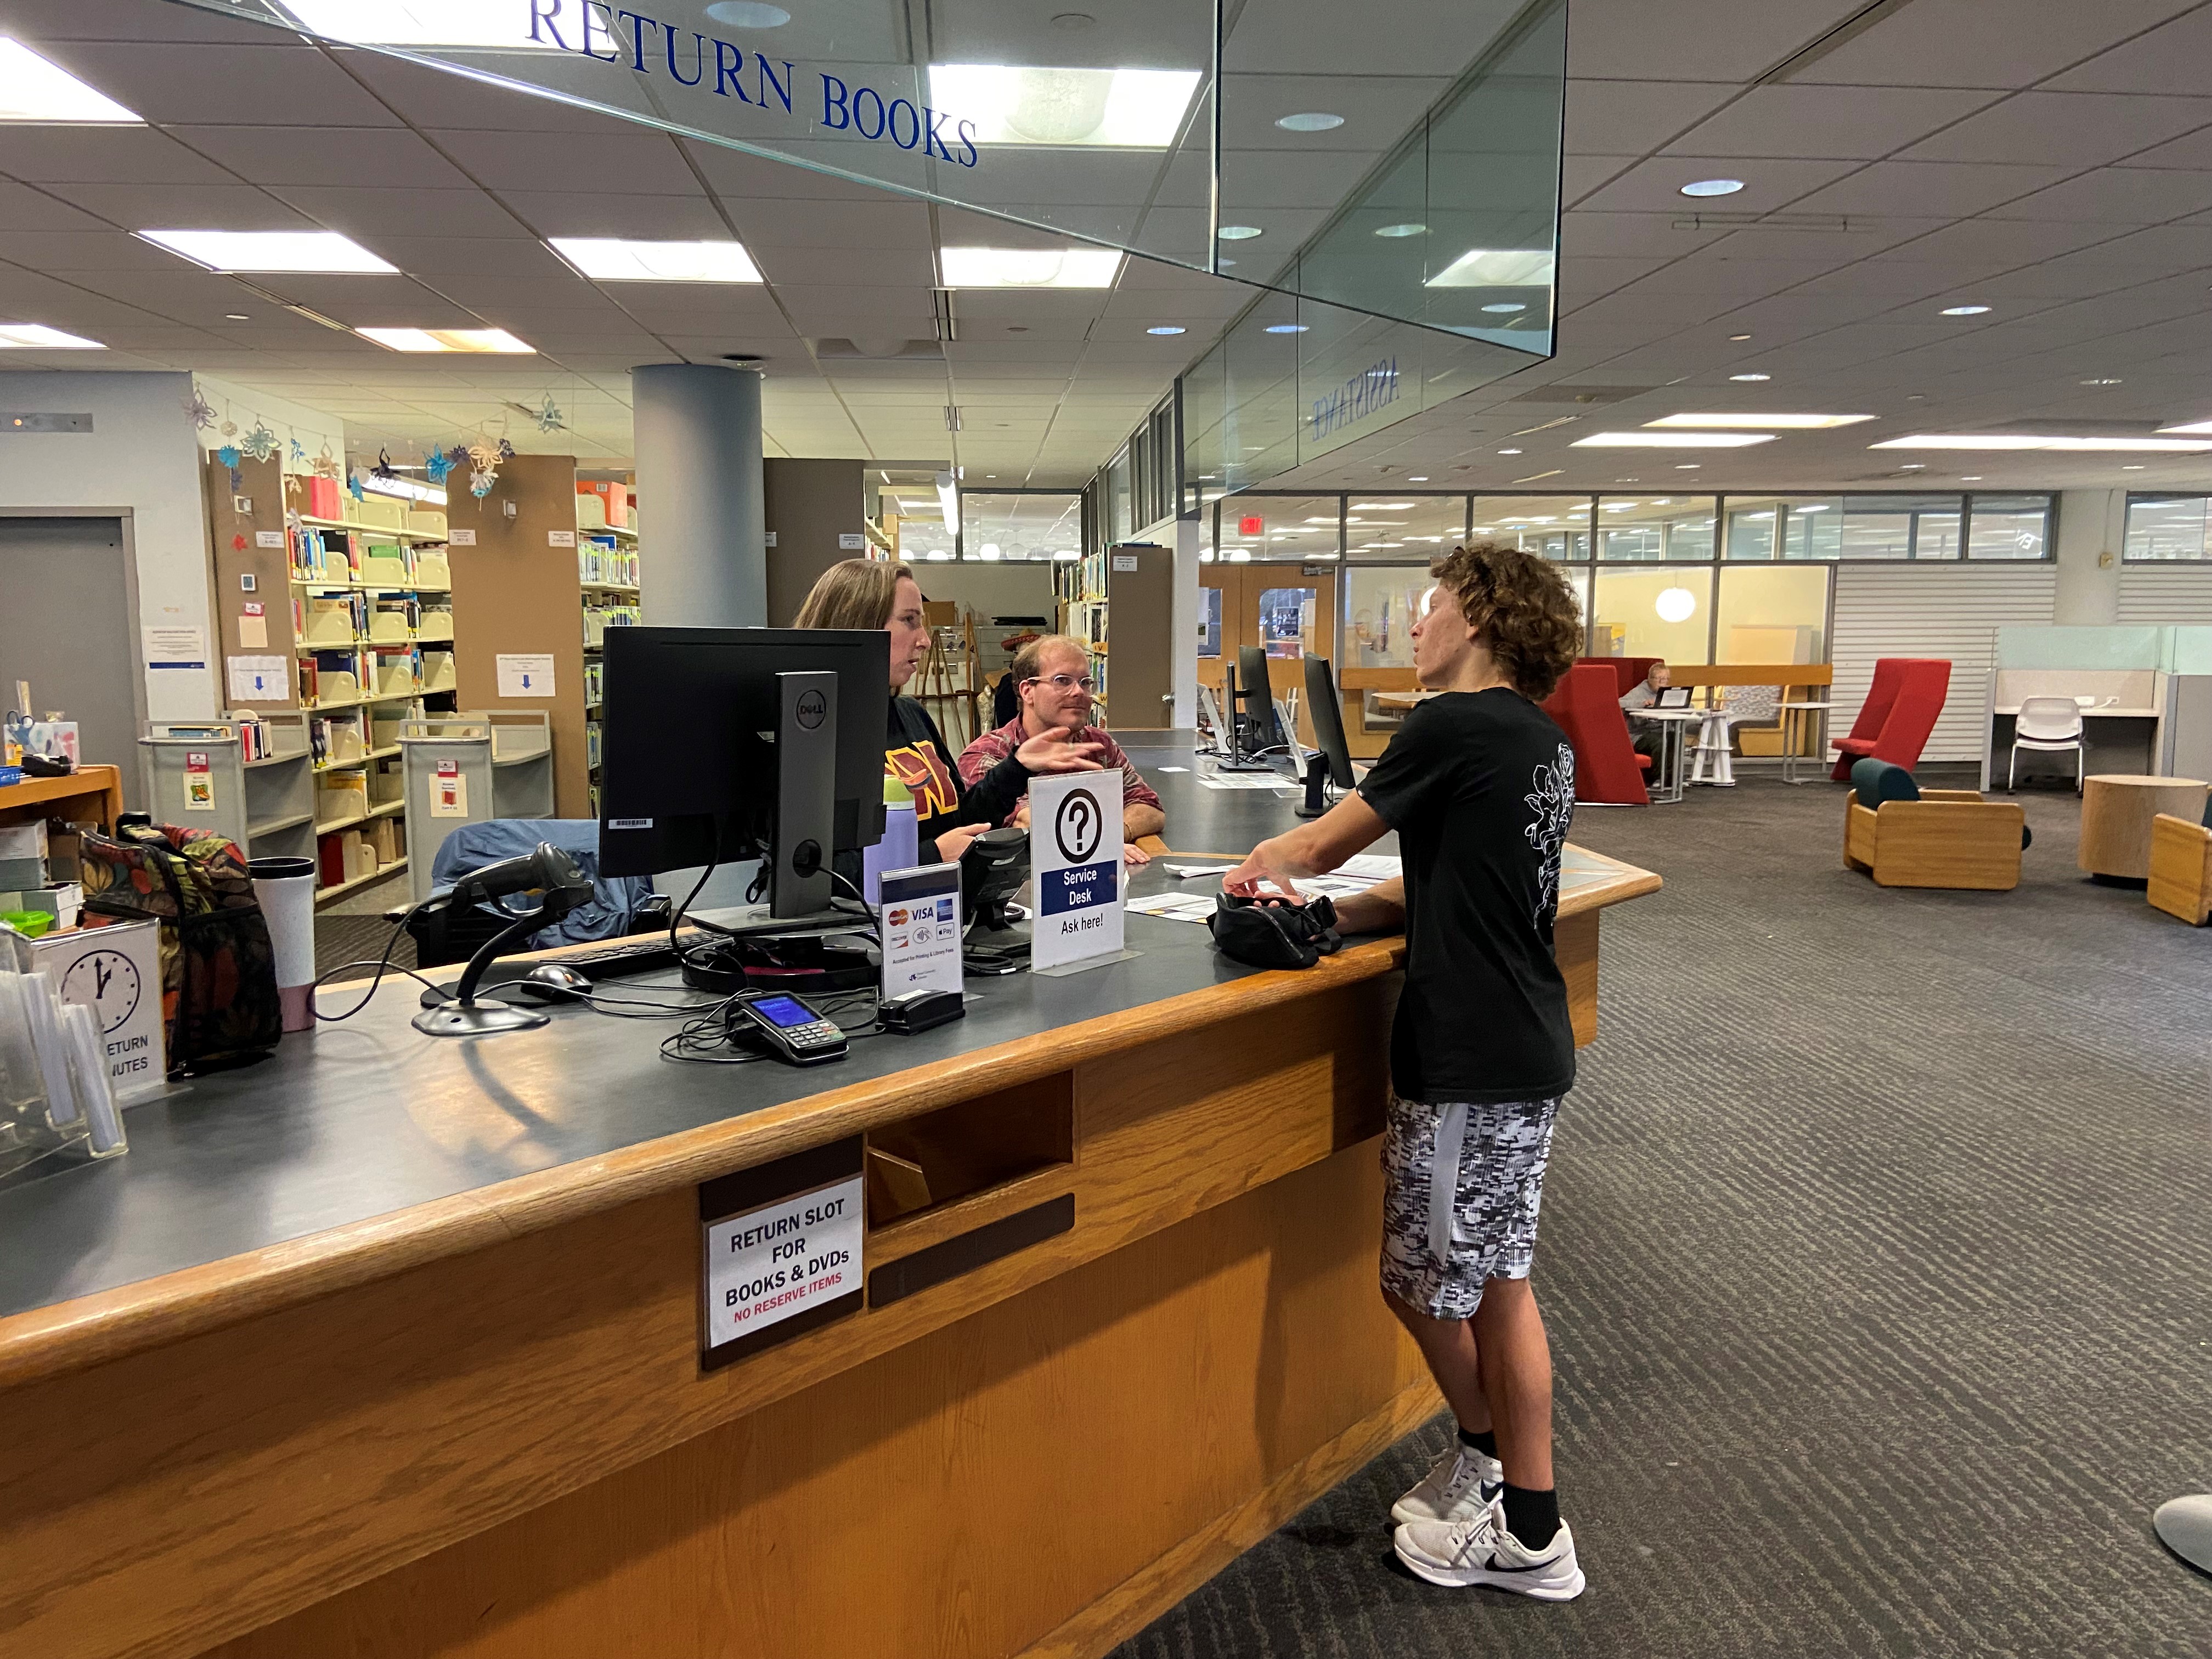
[{"x1": 956, "y1": 718, "x2": 1163, "y2": 828}]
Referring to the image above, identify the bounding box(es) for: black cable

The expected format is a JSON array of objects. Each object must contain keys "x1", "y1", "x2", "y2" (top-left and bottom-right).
[
  {"x1": 312, "y1": 900, "x2": 436, "y2": 1021},
  {"x1": 669, "y1": 860, "x2": 716, "y2": 956}
]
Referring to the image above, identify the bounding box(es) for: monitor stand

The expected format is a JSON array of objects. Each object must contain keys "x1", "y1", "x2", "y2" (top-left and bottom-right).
[{"x1": 962, "y1": 921, "x2": 1031, "y2": 975}]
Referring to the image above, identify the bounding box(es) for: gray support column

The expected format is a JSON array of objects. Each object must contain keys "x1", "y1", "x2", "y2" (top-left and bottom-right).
[
  {"x1": 631, "y1": 363, "x2": 766, "y2": 628},
  {"x1": 2053, "y1": 488, "x2": 2122, "y2": 625}
]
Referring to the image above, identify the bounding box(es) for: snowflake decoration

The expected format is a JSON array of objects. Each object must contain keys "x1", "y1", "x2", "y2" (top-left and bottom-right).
[
  {"x1": 219, "y1": 419, "x2": 238, "y2": 438},
  {"x1": 289, "y1": 436, "x2": 307, "y2": 464},
  {"x1": 496, "y1": 437, "x2": 516, "y2": 461},
  {"x1": 465, "y1": 441, "x2": 495, "y2": 470},
  {"x1": 534, "y1": 394, "x2": 564, "y2": 433},
  {"x1": 216, "y1": 444, "x2": 240, "y2": 469},
  {"x1": 312, "y1": 443, "x2": 341, "y2": 480},
  {"x1": 348, "y1": 473, "x2": 366, "y2": 502},
  {"x1": 470, "y1": 467, "x2": 498, "y2": 499},
  {"x1": 371, "y1": 447, "x2": 398, "y2": 480},
  {"x1": 241, "y1": 422, "x2": 279, "y2": 462},
  {"x1": 447, "y1": 444, "x2": 472, "y2": 471},
  {"x1": 183, "y1": 390, "x2": 216, "y2": 430},
  {"x1": 424, "y1": 449, "x2": 452, "y2": 484}
]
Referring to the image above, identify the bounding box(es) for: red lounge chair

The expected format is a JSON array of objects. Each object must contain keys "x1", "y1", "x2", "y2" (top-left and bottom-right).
[
  {"x1": 1542, "y1": 662, "x2": 1651, "y2": 806},
  {"x1": 1577, "y1": 656, "x2": 1664, "y2": 700},
  {"x1": 1831, "y1": 657, "x2": 1950, "y2": 781}
]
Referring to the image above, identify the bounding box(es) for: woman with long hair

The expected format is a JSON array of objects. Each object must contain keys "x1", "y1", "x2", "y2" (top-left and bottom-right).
[{"x1": 793, "y1": 558, "x2": 1102, "y2": 865}]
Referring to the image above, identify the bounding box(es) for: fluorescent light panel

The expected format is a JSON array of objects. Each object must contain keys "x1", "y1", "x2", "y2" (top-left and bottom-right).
[
  {"x1": 1646, "y1": 413, "x2": 1874, "y2": 430},
  {"x1": 1572, "y1": 432, "x2": 1776, "y2": 448},
  {"x1": 550, "y1": 238, "x2": 761, "y2": 282},
  {"x1": 357, "y1": 326, "x2": 534, "y2": 354},
  {"x1": 927, "y1": 65, "x2": 1201, "y2": 148},
  {"x1": 1424, "y1": 249, "x2": 1555, "y2": 289},
  {"x1": 1869, "y1": 435, "x2": 2212, "y2": 453},
  {"x1": 0, "y1": 323, "x2": 103, "y2": 348},
  {"x1": 278, "y1": 1, "x2": 560, "y2": 47},
  {"x1": 140, "y1": 229, "x2": 396, "y2": 273},
  {"x1": 2157, "y1": 420, "x2": 2212, "y2": 435},
  {"x1": 939, "y1": 246, "x2": 1122, "y2": 288},
  {"x1": 0, "y1": 39, "x2": 142, "y2": 121}
]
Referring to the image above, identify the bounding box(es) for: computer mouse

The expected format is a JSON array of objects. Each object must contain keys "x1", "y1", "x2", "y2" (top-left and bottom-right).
[{"x1": 513, "y1": 963, "x2": 592, "y2": 1003}]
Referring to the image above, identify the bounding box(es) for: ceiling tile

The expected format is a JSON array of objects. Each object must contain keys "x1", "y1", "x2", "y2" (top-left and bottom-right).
[
  {"x1": 0, "y1": 127, "x2": 239, "y2": 186},
  {"x1": 269, "y1": 186, "x2": 534, "y2": 240},
  {"x1": 492, "y1": 191, "x2": 731, "y2": 239},
  {"x1": 1787, "y1": 160, "x2": 2076, "y2": 219},
  {"x1": 1984, "y1": 167, "x2": 2212, "y2": 224},
  {"x1": 1566, "y1": 0, "x2": 1883, "y2": 81},
  {"x1": 1793, "y1": 0, "x2": 2198, "y2": 89},
  {"x1": 1575, "y1": 156, "x2": 1864, "y2": 214},
  {"x1": 61, "y1": 183, "x2": 314, "y2": 232},
  {"x1": 1666, "y1": 84, "x2": 2001, "y2": 160},
  {"x1": 1901, "y1": 92, "x2": 2212, "y2": 166},
  {"x1": 2044, "y1": 4, "x2": 2212, "y2": 95},
  {"x1": 429, "y1": 130, "x2": 703, "y2": 195},
  {"x1": 34, "y1": 40, "x2": 403, "y2": 127},
  {"x1": 727, "y1": 198, "x2": 934, "y2": 250},
  {"x1": 164, "y1": 126, "x2": 478, "y2": 190},
  {"x1": 0, "y1": 182, "x2": 120, "y2": 233}
]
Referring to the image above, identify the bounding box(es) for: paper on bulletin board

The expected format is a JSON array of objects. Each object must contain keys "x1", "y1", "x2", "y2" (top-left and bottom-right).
[
  {"x1": 143, "y1": 625, "x2": 206, "y2": 670},
  {"x1": 450, "y1": 528, "x2": 477, "y2": 545},
  {"x1": 255, "y1": 529, "x2": 285, "y2": 549},
  {"x1": 227, "y1": 655, "x2": 288, "y2": 701},
  {"x1": 1028, "y1": 771, "x2": 1128, "y2": 973},
  {"x1": 495, "y1": 653, "x2": 555, "y2": 697},
  {"x1": 238, "y1": 612, "x2": 268, "y2": 648}
]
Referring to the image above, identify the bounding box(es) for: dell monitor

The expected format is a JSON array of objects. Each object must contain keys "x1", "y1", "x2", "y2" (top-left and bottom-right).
[
  {"x1": 596, "y1": 627, "x2": 889, "y2": 919},
  {"x1": 1236, "y1": 645, "x2": 1286, "y2": 753},
  {"x1": 1296, "y1": 655, "x2": 1357, "y2": 818}
]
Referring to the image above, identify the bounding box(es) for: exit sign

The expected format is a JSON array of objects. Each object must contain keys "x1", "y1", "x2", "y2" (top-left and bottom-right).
[{"x1": 1238, "y1": 515, "x2": 1263, "y2": 536}]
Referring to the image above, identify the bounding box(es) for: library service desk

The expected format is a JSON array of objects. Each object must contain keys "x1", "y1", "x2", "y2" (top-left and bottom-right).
[{"x1": 0, "y1": 844, "x2": 1657, "y2": 1659}]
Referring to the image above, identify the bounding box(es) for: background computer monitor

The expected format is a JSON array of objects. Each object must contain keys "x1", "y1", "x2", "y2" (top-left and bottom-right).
[
  {"x1": 597, "y1": 626, "x2": 889, "y2": 879},
  {"x1": 1303, "y1": 655, "x2": 1357, "y2": 789},
  {"x1": 1235, "y1": 644, "x2": 1287, "y2": 752}
]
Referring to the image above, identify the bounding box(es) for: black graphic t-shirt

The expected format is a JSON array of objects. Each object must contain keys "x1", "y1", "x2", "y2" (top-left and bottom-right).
[
  {"x1": 884, "y1": 696, "x2": 1026, "y2": 854},
  {"x1": 1356, "y1": 688, "x2": 1577, "y2": 1105}
]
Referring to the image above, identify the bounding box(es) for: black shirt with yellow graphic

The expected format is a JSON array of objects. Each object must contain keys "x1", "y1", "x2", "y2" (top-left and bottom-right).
[{"x1": 886, "y1": 695, "x2": 1027, "y2": 856}]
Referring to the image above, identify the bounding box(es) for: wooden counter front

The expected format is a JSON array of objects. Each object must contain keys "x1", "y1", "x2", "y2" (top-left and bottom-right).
[{"x1": 0, "y1": 849, "x2": 1657, "y2": 1659}]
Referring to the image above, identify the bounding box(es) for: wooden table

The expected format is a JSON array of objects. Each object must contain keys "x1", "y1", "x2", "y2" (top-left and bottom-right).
[
  {"x1": 0, "y1": 847, "x2": 1658, "y2": 1659},
  {"x1": 2079, "y1": 774, "x2": 2210, "y2": 880},
  {"x1": 0, "y1": 764, "x2": 124, "y2": 834}
]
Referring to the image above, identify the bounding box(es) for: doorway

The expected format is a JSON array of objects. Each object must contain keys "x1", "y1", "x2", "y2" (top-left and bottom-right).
[
  {"x1": 1197, "y1": 562, "x2": 1338, "y2": 745},
  {"x1": 0, "y1": 517, "x2": 142, "y2": 809}
]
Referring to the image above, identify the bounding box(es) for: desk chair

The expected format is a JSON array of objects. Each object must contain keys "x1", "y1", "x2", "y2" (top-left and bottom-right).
[
  {"x1": 1842, "y1": 759, "x2": 2027, "y2": 891},
  {"x1": 2008, "y1": 695, "x2": 2085, "y2": 792},
  {"x1": 2147, "y1": 811, "x2": 2212, "y2": 924}
]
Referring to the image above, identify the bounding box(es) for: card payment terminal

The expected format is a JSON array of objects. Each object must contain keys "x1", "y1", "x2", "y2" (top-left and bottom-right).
[{"x1": 731, "y1": 992, "x2": 850, "y2": 1066}]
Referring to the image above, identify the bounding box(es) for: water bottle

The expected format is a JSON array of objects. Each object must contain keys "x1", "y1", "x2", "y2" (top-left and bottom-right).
[{"x1": 862, "y1": 775, "x2": 918, "y2": 909}]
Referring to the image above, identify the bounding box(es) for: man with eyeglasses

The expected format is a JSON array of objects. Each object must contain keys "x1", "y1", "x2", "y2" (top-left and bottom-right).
[{"x1": 957, "y1": 633, "x2": 1165, "y2": 856}]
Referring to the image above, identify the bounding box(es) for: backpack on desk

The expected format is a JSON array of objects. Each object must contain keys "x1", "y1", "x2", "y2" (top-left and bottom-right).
[{"x1": 78, "y1": 821, "x2": 281, "y2": 1075}]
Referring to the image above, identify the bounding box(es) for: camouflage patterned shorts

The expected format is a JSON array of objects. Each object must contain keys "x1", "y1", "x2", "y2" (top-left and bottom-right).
[{"x1": 1380, "y1": 1093, "x2": 1562, "y2": 1320}]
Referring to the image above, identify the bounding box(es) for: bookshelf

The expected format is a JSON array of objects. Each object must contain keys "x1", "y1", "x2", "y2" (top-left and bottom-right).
[
  {"x1": 1047, "y1": 543, "x2": 1176, "y2": 729},
  {"x1": 1053, "y1": 549, "x2": 1111, "y2": 713}
]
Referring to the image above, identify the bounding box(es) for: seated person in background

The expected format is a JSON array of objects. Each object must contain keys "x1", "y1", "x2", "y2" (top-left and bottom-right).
[
  {"x1": 958, "y1": 634, "x2": 1165, "y2": 864},
  {"x1": 1618, "y1": 660, "x2": 1670, "y2": 762}
]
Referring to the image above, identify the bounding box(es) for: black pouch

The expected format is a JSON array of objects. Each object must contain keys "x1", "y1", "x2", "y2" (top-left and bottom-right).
[{"x1": 1206, "y1": 892, "x2": 1342, "y2": 970}]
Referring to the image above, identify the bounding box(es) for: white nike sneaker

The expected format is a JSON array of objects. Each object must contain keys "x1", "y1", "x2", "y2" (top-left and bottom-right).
[
  {"x1": 1390, "y1": 1440, "x2": 1505, "y2": 1526},
  {"x1": 1394, "y1": 1504, "x2": 1586, "y2": 1600}
]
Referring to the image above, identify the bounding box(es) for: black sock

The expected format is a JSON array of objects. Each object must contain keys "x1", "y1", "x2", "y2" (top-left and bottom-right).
[
  {"x1": 1457, "y1": 1426, "x2": 1498, "y2": 1459},
  {"x1": 1501, "y1": 1483, "x2": 1560, "y2": 1548}
]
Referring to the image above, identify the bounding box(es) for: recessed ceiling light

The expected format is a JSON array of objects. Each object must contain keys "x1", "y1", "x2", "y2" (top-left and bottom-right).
[
  {"x1": 1675, "y1": 465, "x2": 1701, "y2": 470},
  {"x1": 1900, "y1": 464, "x2": 1926, "y2": 470},
  {"x1": 1218, "y1": 225, "x2": 1265, "y2": 240},
  {"x1": 357, "y1": 326, "x2": 534, "y2": 354},
  {"x1": 1263, "y1": 323, "x2": 1308, "y2": 334},
  {"x1": 2123, "y1": 464, "x2": 2147, "y2": 470},
  {"x1": 1425, "y1": 248, "x2": 1554, "y2": 289},
  {"x1": 1374, "y1": 223, "x2": 1427, "y2": 238},
  {"x1": 1481, "y1": 302, "x2": 1528, "y2": 314},
  {"x1": 0, "y1": 322, "x2": 103, "y2": 349},
  {"x1": 281, "y1": 1, "x2": 564, "y2": 44},
  {"x1": 1647, "y1": 413, "x2": 1874, "y2": 429},
  {"x1": 1871, "y1": 433, "x2": 2212, "y2": 452},
  {"x1": 139, "y1": 229, "x2": 396, "y2": 273},
  {"x1": 549, "y1": 238, "x2": 761, "y2": 281},
  {"x1": 1961, "y1": 475, "x2": 1983, "y2": 481},
  {"x1": 1679, "y1": 179, "x2": 1744, "y2": 198},
  {"x1": 1728, "y1": 333, "x2": 1752, "y2": 342},
  {"x1": 1573, "y1": 432, "x2": 1775, "y2": 448},
  {"x1": 1276, "y1": 112, "x2": 1344, "y2": 132},
  {"x1": 1051, "y1": 13, "x2": 1097, "y2": 31},
  {"x1": 940, "y1": 246, "x2": 1121, "y2": 287},
  {"x1": 706, "y1": 1, "x2": 791, "y2": 24},
  {"x1": 1146, "y1": 325, "x2": 1186, "y2": 335},
  {"x1": 1407, "y1": 475, "x2": 1428, "y2": 481},
  {"x1": 0, "y1": 39, "x2": 143, "y2": 121},
  {"x1": 224, "y1": 313, "x2": 250, "y2": 321},
  {"x1": 1498, "y1": 448, "x2": 1523, "y2": 455},
  {"x1": 1939, "y1": 304, "x2": 1990, "y2": 316},
  {"x1": 927, "y1": 65, "x2": 1201, "y2": 148},
  {"x1": 2081, "y1": 377, "x2": 2123, "y2": 386},
  {"x1": 1729, "y1": 373, "x2": 1771, "y2": 382}
]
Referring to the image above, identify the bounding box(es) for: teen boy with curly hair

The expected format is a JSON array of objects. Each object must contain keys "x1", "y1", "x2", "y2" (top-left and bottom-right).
[{"x1": 1223, "y1": 542, "x2": 1589, "y2": 1600}]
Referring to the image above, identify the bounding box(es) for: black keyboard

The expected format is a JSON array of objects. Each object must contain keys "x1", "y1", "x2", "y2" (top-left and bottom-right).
[{"x1": 472, "y1": 934, "x2": 681, "y2": 989}]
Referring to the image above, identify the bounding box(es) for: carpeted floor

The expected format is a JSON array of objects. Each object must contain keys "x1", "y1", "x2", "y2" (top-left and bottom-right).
[{"x1": 1111, "y1": 768, "x2": 2211, "y2": 1659}]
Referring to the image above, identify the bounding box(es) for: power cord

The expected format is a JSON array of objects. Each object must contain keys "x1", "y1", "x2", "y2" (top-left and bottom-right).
[{"x1": 313, "y1": 899, "x2": 437, "y2": 1021}]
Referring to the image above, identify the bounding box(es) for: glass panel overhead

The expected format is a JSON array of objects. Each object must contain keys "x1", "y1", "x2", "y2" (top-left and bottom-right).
[
  {"x1": 1345, "y1": 566, "x2": 1431, "y2": 669},
  {"x1": 1470, "y1": 496, "x2": 1592, "y2": 561},
  {"x1": 1966, "y1": 495, "x2": 2052, "y2": 560},
  {"x1": 1722, "y1": 494, "x2": 1964, "y2": 561},
  {"x1": 1345, "y1": 495, "x2": 1467, "y2": 560},
  {"x1": 1596, "y1": 495, "x2": 1717, "y2": 562},
  {"x1": 1216, "y1": 495, "x2": 1341, "y2": 562},
  {"x1": 1592, "y1": 566, "x2": 1713, "y2": 665},
  {"x1": 166, "y1": 0, "x2": 1564, "y2": 342},
  {"x1": 959, "y1": 491, "x2": 1082, "y2": 562}
]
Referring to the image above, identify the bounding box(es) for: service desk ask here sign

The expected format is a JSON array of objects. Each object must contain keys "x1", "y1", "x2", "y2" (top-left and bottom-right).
[{"x1": 1028, "y1": 771, "x2": 1132, "y2": 974}]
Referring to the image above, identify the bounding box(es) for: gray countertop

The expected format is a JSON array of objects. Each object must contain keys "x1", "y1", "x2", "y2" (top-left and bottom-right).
[{"x1": 0, "y1": 733, "x2": 1384, "y2": 1325}]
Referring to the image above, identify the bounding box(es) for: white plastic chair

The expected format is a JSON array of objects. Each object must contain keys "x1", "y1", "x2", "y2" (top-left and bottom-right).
[{"x1": 2008, "y1": 695, "x2": 2084, "y2": 792}]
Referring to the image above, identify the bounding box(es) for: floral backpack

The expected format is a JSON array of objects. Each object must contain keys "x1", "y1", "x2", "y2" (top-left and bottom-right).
[{"x1": 77, "y1": 821, "x2": 281, "y2": 1075}]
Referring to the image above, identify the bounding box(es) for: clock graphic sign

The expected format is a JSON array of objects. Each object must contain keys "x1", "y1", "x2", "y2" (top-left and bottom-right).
[{"x1": 61, "y1": 949, "x2": 142, "y2": 1034}]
